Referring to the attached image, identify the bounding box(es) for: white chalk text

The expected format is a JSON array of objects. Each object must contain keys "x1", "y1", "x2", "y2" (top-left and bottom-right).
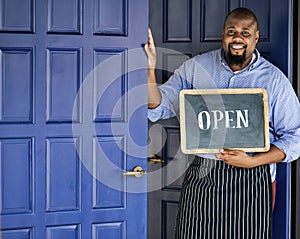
[{"x1": 198, "y1": 110, "x2": 249, "y2": 130}]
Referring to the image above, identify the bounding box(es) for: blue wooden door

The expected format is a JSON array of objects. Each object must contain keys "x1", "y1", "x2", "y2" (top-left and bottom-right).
[{"x1": 0, "y1": 0, "x2": 148, "y2": 238}]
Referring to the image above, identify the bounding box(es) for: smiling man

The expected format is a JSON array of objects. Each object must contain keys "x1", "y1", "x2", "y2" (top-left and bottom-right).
[
  {"x1": 145, "y1": 7, "x2": 300, "y2": 239},
  {"x1": 222, "y1": 9, "x2": 259, "y2": 71}
]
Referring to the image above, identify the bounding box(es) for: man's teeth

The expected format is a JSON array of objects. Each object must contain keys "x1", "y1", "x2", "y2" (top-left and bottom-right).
[{"x1": 232, "y1": 45, "x2": 244, "y2": 49}]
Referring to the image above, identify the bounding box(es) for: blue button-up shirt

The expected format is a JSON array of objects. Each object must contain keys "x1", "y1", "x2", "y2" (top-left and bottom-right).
[{"x1": 148, "y1": 48, "x2": 300, "y2": 181}]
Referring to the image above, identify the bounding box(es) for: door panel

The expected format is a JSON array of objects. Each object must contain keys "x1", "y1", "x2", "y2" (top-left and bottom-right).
[
  {"x1": 148, "y1": 0, "x2": 292, "y2": 238},
  {"x1": 0, "y1": 0, "x2": 148, "y2": 238}
]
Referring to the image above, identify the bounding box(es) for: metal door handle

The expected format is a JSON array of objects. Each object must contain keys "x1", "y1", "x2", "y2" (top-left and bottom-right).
[
  {"x1": 123, "y1": 166, "x2": 146, "y2": 177},
  {"x1": 148, "y1": 154, "x2": 165, "y2": 164}
]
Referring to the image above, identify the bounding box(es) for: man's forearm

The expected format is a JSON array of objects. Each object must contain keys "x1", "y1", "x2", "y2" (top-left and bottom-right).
[
  {"x1": 252, "y1": 144, "x2": 286, "y2": 166},
  {"x1": 216, "y1": 144, "x2": 286, "y2": 168},
  {"x1": 148, "y1": 69, "x2": 162, "y2": 109}
]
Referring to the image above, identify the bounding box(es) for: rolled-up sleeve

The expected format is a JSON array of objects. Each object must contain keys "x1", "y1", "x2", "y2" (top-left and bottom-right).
[
  {"x1": 148, "y1": 60, "x2": 193, "y2": 122},
  {"x1": 148, "y1": 92, "x2": 177, "y2": 122},
  {"x1": 269, "y1": 77, "x2": 300, "y2": 163}
]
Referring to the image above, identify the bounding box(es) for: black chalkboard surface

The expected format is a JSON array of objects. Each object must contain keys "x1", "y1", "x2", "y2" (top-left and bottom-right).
[{"x1": 179, "y1": 88, "x2": 270, "y2": 154}]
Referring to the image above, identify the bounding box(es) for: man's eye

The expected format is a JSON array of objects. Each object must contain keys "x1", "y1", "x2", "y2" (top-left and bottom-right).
[
  {"x1": 227, "y1": 30, "x2": 235, "y2": 36},
  {"x1": 242, "y1": 31, "x2": 250, "y2": 36}
]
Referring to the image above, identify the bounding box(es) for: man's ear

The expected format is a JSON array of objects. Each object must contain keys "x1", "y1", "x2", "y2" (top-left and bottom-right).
[{"x1": 255, "y1": 30, "x2": 259, "y2": 43}]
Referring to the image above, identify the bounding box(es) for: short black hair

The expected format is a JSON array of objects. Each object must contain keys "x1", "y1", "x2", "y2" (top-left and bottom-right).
[{"x1": 224, "y1": 7, "x2": 259, "y2": 30}]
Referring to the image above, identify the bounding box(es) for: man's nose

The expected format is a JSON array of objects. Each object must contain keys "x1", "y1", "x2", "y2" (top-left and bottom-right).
[{"x1": 232, "y1": 32, "x2": 243, "y2": 39}]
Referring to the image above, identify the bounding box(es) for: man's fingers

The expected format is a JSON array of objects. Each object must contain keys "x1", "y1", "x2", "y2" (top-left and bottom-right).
[
  {"x1": 144, "y1": 43, "x2": 149, "y2": 52},
  {"x1": 148, "y1": 28, "x2": 154, "y2": 41},
  {"x1": 144, "y1": 43, "x2": 155, "y2": 56},
  {"x1": 220, "y1": 149, "x2": 242, "y2": 155},
  {"x1": 148, "y1": 28, "x2": 155, "y2": 48},
  {"x1": 144, "y1": 28, "x2": 157, "y2": 69},
  {"x1": 216, "y1": 149, "x2": 242, "y2": 160}
]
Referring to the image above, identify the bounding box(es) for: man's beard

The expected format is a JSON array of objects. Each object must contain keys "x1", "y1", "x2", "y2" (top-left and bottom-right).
[{"x1": 226, "y1": 48, "x2": 246, "y2": 67}]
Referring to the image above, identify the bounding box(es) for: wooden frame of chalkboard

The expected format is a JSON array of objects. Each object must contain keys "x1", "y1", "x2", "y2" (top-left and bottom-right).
[{"x1": 179, "y1": 88, "x2": 270, "y2": 154}]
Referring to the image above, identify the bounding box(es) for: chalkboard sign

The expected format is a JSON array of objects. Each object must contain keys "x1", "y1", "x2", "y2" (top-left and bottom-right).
[{"x1": 179, "y1": 88, "x2": 270, "y2": 154}]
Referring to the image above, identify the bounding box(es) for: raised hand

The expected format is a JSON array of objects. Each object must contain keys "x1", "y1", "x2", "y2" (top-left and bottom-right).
[{"x1": 144, "y1": 28, "x2": 156, "y2": 69}]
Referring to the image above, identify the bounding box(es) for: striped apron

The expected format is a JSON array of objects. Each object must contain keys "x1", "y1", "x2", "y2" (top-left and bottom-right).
[{"x1": 174, "y1": 156, "x2": 272, "y2": 239}]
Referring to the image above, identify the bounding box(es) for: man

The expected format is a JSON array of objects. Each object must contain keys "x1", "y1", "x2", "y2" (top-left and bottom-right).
[{"x1": 145, "y1": 7, "x2": 300, "y2": 239}]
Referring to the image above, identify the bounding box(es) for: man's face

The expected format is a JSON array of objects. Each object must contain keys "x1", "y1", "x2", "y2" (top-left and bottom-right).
[{"x1": 222, "y1": 15, "x2": 259, "y2": 70}]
